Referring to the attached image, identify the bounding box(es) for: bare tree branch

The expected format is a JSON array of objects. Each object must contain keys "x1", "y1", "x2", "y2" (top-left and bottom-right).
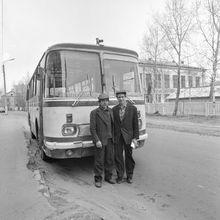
[
  {"x1": 156, "y1": 0, "x2": 195, "y2": 115},
  {"x1": 196, "y1": 0, "x2": 220, "y2": 101}
]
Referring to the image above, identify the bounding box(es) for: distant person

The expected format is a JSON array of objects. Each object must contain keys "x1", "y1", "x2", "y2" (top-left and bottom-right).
[
  {"x1": 90, "y1": 93, "x2": 115, "y2": 188},
  {"x1": 112, "y1": 90, "x2": 139, "y2": 184}
]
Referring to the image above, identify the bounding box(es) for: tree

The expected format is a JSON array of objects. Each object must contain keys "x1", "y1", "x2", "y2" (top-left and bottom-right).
[
  {"x1": 156, "y1": 0, "x2": 195, "y2": 115},
  {"x1": 140, "y1": 23, "x2": 166, "y2": 103},
  {"x1": 12, "y1": 72, "x2": 30, "y2": 110},
  {"x1": 0, "y1": 88, "x2": 3, "y2": 106},
  {"x1": 13, "y1": 82, "x2": 26, "y2": 110},
  {"x1": 196, "y1": 0, "x2": 220, "y2": 102}
]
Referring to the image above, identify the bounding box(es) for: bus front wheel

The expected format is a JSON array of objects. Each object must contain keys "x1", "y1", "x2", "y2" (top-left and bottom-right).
[{"x1": 40, "y1": 146, "x2": 51, "y2": 162}]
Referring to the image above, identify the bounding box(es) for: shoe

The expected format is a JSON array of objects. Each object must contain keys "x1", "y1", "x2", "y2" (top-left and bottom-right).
[
  {"x1": 95, "y1": 181, "x2": 102, "y2": 188},
  {"x1": 116, "y1": 177, "x2": 123, "y2": 184},
  {"x1": 105, "y1": 178, "x2": 115, "y2": 184},
  {"x1": 127, "y1": 177, "x2": 133, "y2": 184}
]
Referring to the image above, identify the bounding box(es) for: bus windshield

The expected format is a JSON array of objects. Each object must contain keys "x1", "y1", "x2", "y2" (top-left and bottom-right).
[
  {"x1": 104, "y1": 59, "x2": 141, "y2": 96},
  {"x1": 45, "y1": 50, "x2": 101, "y2": 98}
]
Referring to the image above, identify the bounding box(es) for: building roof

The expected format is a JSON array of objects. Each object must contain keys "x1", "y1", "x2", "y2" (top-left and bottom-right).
[
  {"x1": 139, "y1": 59, "x2": 206, "y2": 72},
  {"x1": 1, "y1": 90, "x2": 15, "y2": 98},
  {"x1": 166, "y1": 85, "x2": 220, "y2": 100}
]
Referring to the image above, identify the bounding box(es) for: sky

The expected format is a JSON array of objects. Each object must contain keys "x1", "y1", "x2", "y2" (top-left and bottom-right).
[{"x1": 0, "y1": 0, "x2": 165, "y2": 91}]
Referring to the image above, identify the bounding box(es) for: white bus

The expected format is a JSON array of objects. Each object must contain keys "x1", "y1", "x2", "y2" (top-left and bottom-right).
[{"x1": 26, "y1": 43, "x2": 148, "y2": 161}]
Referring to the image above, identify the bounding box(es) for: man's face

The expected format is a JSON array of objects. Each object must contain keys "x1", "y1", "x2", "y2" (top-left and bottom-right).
[
  {"x1": 116, "y1": 94, "x2": 126, "y2": 105},
  {"x1": 99, "y1": 99, "x2": 109, "y2": 109}
]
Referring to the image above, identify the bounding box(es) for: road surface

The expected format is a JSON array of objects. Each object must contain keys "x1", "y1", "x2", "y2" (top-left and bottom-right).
[
  {"x1": 0, "y1": 111, "x2": 220, "y2": 219},
  {"x1": 0, "y1": 112, "x2": 54, "y2": 220}
]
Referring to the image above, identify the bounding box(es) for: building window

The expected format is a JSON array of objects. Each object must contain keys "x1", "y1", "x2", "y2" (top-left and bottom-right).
[
  {"x1": 156, "y1": 94, "x2": 161, "y2": 103},
  {"x1": 140, "y1": 73, "x2": 143, "y2": 85},
  {"x1": 196, "y1": 77, "x2": 200, "y2": 87},
  {"x1": 164, "y1": 74, "x2": 170, "y2": 88},
  {"x1": 173, "y1": 75, "x2": 178, "y2": 88},
  {"x1": 155, "y1": 74, "x2": 161, "y2": 88},
  {"x1": 145, "y1": 74, "x2": 152, "y2": 94},
  {"x1": 188, "y1": 76, "x2": 192, "y2": 87},
  {"x1": 181, "y1": 75, "x2": 185, "y2": 88}
]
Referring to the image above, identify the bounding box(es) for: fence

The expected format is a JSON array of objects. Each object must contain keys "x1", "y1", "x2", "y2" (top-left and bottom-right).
[{"x1": 145, "y1": 101, "x2": 220, "y2": 116}]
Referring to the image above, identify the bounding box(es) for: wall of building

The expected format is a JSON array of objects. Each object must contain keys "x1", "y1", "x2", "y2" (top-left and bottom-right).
[
  {"x1": 139, "y1": 61, "x2": 206, "y2": 103},
  {"x1": 167, "y1": 97, "x2": 220, "y2": 103},
  {"x1": 1, "y1": 91, "x2": 16, "y2": 111}
]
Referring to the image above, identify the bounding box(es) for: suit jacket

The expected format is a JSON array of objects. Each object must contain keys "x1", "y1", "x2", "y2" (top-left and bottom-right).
[
  {"x1": 90, "y1": 107, "x2": 114, "y2": 146},
  {"x1": 113, "y1": 102, "x2": 139, "y2": 145}
]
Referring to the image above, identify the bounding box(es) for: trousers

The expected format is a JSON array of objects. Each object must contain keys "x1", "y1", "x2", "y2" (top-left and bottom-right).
[
  {"x1": 114, "y1": 135, "x2": 135, "y2": 179},
  {"x1": 94, "y1": 138, "x2": 114, "y2": 182}
]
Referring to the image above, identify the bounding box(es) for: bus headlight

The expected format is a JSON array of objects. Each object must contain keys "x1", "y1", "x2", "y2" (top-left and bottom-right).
[
  {"x1": 138, "y1": 118, "x2": 143, "y2": 129},
  {"x1": 62, "y1": 124, "x2": 78, "y2": 136}
]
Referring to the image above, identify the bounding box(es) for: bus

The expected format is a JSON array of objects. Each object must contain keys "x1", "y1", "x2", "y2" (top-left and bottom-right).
[{"x1": 26, "y1": 43, "x2": 148, "y2": 161}]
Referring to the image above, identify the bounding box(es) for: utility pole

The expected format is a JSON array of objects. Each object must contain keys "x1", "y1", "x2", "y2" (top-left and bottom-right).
[
  {"x1": 1, "y1": 58, "x2": 15, "y2": 114},
  {"x1": 1, "y1": 0, "x2": 5, "y2": 113},
  {"x1": 2, "y1": 63, "x2": 7, "y2": 114},
  {"x1": 1, "y1": 0, "x2": 15, "y2": 114}
]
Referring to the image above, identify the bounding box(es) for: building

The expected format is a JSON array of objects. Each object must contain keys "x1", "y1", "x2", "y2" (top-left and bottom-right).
[
  {"x1": 0, "y1": 90, "x2": 16, "y2": 111},
  {"x1": 166, "y1": 83, "x2": 220, "y2": 102},
  {"x1": 138, "y1": 60, "x2": 206, "y2": 103}
]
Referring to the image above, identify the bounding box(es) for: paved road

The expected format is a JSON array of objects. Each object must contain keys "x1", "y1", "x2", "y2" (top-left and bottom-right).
[
  {"x1": 0, "y1": 112, "x2": 54, "y2": 220},
  {"x1": 134, "y1": 128, "x2": 220, "y2": 220},
  {"x1": 0, "y1": 111, "x2": 220, "y2": 219}
]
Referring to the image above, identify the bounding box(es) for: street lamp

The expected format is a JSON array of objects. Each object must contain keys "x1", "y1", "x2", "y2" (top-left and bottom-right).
[{"x1": 2, "y1": 57, "x2": 15, "y2": 114}]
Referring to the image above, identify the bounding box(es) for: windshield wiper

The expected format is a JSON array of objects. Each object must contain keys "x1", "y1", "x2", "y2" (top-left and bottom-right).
[
  {"x1": 72, "y1": 75, "x2": 95, "y2": 107},
  {"x1": 126, "y1": 96, "x2": 135, "y2": 104},
  {"x1": 72, "y1": 91, "x2": 84, "y2": 107}
]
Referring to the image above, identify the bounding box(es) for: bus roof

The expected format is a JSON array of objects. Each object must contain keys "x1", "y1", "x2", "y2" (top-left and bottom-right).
[{"x1": 47, "y1": 43, "x2": 138, "y2": 57}]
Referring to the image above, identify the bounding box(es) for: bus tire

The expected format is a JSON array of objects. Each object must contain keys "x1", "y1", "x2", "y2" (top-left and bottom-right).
[
  {"x1": 40, "y1": 146, "x2": 51, "y2": 162},
  {"x1": 31, "y1": 130, "x2": 36, "y2": 139},
  {"x1": 28, "y1": 113, "x2": 31, "y2": 127},
  {"x1": 28, "y1": 115, "x2": 36, "y2": 139},
  {"x1": 36, "y1": 122, "x2": 52, "y2": 162},
  {"x1": 30, "y1": 124, "x2": 36, "y2": 139}
]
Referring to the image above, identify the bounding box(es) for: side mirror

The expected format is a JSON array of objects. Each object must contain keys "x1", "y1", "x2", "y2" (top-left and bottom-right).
[{"x1": 36, "y1": 66, "x2": 44, "y2": 80}]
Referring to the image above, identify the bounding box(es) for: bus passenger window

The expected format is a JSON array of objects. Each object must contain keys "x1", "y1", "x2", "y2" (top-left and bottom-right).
[{"x1": 45, "y1": 51, "x2": 66, "y2": 97}]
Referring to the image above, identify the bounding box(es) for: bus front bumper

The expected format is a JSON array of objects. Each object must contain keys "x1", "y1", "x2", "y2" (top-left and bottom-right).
[
  {"x1": 43, "y1": 140, "x2": 95, "y2": 159},
  {"x1": 137, "y1": 133, "x2": 148, "y2": 148},
  {"x1": 42, "y1": 132, "x2": 148, "y2": 159}
]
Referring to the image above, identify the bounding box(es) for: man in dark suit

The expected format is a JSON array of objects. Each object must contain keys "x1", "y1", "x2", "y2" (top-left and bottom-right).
[
  {"x1": 90, "y1": 93, "x2": 115, "y2": 188},
  {"x1": 113, "y1": 90, "x2": 139, "y2": 184}
]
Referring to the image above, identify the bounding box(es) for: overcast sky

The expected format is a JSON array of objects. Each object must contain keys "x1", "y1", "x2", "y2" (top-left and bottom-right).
[{"x1": 0, "y1": 0, "x2": 165, "y2": 91}]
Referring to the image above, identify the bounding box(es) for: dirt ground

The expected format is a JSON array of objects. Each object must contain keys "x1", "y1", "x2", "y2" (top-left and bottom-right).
[
  {"x1": 25, "y1": 132, "x2": 156, "y2": 220},
  {"x1": 25, "y1": 115, "x2": 220, "y2": 219}
]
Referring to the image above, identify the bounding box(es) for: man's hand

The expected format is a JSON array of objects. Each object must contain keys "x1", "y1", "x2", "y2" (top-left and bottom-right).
[
  {"x1": 132, "y1": 138, "x2": 138, "y2": 148},
  {"x1": 96, "y1": 140, "x2": 102, "y2": 148}
]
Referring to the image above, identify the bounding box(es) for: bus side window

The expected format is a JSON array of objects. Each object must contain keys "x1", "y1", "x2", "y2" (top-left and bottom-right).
[
  {"x1": 45, "y1": 51, "x2": 65, "y2": 97},
  {"x1": 36, "y1": 78, "x2": 41, "y2": 96},
  {"x1": 26, "y1": 87, "x2": 29, "y2": 101}
]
